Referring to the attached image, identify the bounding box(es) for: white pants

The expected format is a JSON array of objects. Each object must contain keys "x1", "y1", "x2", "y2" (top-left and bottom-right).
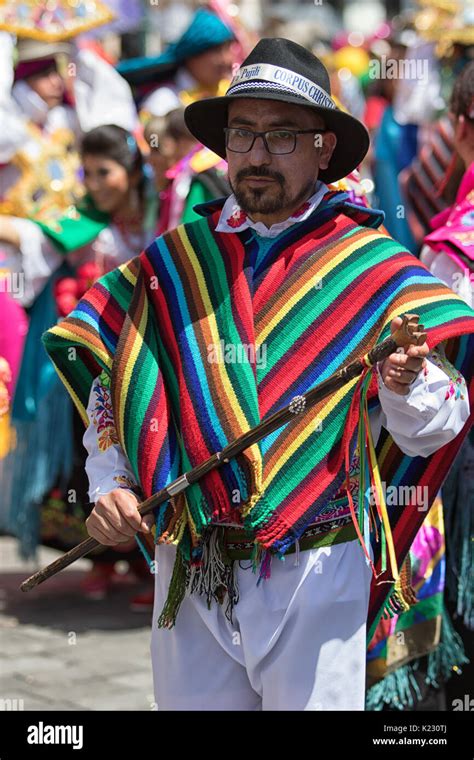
[{"x1": 150, "y1": 538, "x2": 373, "y2": 711}]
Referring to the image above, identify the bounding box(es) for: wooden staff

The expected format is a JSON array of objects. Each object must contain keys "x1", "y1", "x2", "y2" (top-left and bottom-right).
[{"x1": 20, "y1": 313, "x2": 427, "y2": 593}]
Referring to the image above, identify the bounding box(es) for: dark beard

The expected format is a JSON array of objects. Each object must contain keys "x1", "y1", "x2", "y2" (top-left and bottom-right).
[{"x1": 230, "y1": 168, "x2": 315, "y2": 217}]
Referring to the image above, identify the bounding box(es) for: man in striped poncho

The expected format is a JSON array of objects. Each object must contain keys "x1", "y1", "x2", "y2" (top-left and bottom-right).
[{"x1": 43, "y1": 39, "x2": 474, "y2": 710}]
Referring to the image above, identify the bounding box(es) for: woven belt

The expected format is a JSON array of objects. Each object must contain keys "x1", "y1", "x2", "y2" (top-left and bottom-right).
[{"x1": 221, "y1": 507, "x2": 358, "y2": 561}]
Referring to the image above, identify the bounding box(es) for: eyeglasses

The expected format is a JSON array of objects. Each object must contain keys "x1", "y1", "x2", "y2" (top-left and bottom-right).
[{"x1": 224, "y1": 127, "x2": 327, "y2": 155}]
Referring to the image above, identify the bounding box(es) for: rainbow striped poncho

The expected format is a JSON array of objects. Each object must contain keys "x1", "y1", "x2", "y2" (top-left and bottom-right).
[{"x1": 42, "y1": 191, "x2": 474, "y2": 632}]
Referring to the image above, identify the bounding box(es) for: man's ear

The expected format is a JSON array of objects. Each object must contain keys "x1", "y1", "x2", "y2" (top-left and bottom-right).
[{"x1": 318, "y1": 132, "x2": 337, "y2": 170}]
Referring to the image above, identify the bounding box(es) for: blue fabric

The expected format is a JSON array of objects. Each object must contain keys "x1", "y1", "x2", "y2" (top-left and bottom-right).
[
  {"x1": 0, "y1": 268, "x2": 74, "y2": 557},
  {"x1": 373, "y1": 106, "x2": 418, "y2": 253},
  {"x1": 117, "y1": 8, "x2": 234, "y2": 76},
  {"x1": 13, "y1": 270, "x2": 68, "y2": 422}
]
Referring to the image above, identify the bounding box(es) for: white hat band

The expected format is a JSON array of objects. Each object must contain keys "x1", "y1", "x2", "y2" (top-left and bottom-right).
[{"x1": 227, "y1": 63, "x2": 336, "y2": 110}]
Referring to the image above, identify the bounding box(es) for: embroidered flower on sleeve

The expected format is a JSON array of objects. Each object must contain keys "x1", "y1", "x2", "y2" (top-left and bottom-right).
[
  {"x1": 98, "y1": 369, "x2": 111, "y2": 389},
  {"x1": 91, "y1": 379, "x2": 119, "y2": 451},
  {"x1": 429, "y1": 346, "x2": 467, "y2": 401},
  {"x1": 113, "y1": 474, "x2": 143, "y2": 499},
  {"x1": 97, "y1": 426, "x2": 120, "y2": 452},
  {"x1": 114, "y1": 474, "x2": 137, "y2": 490},
  {"x1": 444, "y1": 377, "x2": 466, "y2": 401}
]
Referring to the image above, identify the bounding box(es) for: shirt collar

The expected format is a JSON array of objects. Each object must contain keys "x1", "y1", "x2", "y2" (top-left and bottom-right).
[{"x1": 216, "y1": 181, "x2": 329, "y2": 238}]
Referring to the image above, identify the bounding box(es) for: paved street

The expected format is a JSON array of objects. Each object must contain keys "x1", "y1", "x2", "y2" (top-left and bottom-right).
[
  {"x1": 1, "y1": 535, "x2": 472, "y2": 714},
  {"x1": 0, "y1": 537, "x2": 155, "y2": 711}
]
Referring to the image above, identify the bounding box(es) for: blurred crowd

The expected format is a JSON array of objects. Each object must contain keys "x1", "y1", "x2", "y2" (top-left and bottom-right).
[{"x1": 0, "y1": 0, "x2": 472, "y2": 710}]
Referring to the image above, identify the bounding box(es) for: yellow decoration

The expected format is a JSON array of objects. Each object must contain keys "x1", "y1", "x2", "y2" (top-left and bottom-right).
[
  {"x1": 0, "y1": 122, "x2": 85, "y2": 223},
  {"x1": 414, "y1": 0, "x2": 474, "y2": 56},
  {"x1": 0, "y1": 356, "x2": 13, "y2": 459},
  {"x1": 0, "y1": 0, "x2": 114, "y2": 41},
  {"x1": 178, "y1": 78, "x2": 230, "y2": 107},
  {"x1": 189, "y1": 147, "x2": 224, "y2": 174},
  {"x1": 0, "y1": 413, "x2": 14, "y2": 459},
  {"x1": 332, "y1": 46, "x2": 370, "y2": 78}
]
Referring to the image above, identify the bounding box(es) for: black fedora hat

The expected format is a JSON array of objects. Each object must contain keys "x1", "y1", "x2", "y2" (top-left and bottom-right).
[{"x1": 184, "y1": 37, "x2": 370, "y2": 184}]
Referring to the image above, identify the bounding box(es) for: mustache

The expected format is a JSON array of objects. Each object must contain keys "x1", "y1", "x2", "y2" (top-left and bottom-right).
[{"x1": 236, "y1": 167, "x2": 285, "y2": 185}]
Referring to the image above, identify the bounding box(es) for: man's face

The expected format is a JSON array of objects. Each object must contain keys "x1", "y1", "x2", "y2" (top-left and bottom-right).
[
  {"x1": 26, "y1": 63, "x2": 64, "y2": 109},
  {"x1": 226, "y1": 99, "x2": 336, "y2": 223}
]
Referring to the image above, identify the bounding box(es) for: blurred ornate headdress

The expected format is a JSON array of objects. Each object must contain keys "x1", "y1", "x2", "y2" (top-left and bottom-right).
[
  {"x1": 0, "y1": 0, "x2": 114, "y2": 41},
  {"x1": 414, "y1": 0, "x2": 474, "y2": 57}
]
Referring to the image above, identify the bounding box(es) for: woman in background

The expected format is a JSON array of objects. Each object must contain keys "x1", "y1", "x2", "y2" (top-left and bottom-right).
[{"x1": 0, "y1": 125, "x2": 157, "y2": 606}]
